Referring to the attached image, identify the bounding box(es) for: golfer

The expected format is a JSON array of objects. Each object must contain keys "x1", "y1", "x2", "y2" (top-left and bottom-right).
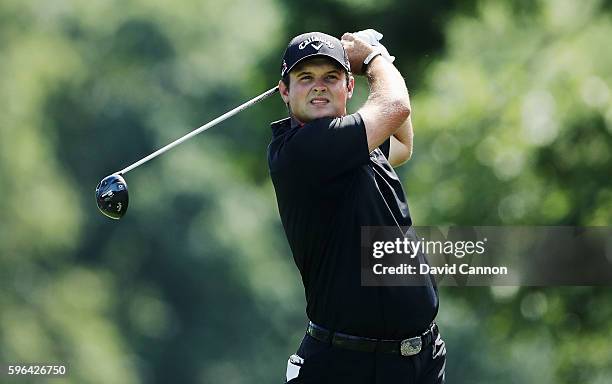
[{"x1": 268, "y1": 31, "x2": 446, "y2": 383}]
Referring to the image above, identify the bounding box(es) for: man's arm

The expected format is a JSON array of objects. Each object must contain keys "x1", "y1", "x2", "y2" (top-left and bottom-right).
[
  {"x1": 341, "y1": 33, "x2": 411, "y2": 153},
  {"x1": 389, "y1": 112, "x2": 414, "y2": 167}
]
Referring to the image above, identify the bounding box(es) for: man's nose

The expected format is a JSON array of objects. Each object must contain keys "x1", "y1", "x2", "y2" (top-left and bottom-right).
[{"x1": 313, "y1": 78, "x2": 327, "y2": 92}]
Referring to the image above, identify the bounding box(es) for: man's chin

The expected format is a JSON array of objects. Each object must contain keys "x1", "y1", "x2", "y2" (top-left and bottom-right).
[
  {"x1": 306, "y1": 110, "x2": 340, "y2": 120},
  {"x1": 293, "y1": 109, "x2": 342, "y2": 123}
]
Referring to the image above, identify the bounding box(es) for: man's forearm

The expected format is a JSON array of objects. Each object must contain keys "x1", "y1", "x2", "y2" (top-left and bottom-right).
[
  {"x1": 343, "y1": 32, "x2": 410, "y2": 151},
  {"x1": 359, "y1": 56, "x2": 411, "y2": 151},
  {"x1": 388, "y1": 116, "x2": 414, "y2": 166},
  {"x1": 393, "y1": 90, "x2": 413, "y2": 148},
  {"x1": 366, "y1": 55, "x2": 413, "y2": 149},
  {"x1": 387, "y1": 90, "x2": 413, "y2": 166},
  {"x1": 365, "y1": 55, "x2": 411, "y2": 119}
]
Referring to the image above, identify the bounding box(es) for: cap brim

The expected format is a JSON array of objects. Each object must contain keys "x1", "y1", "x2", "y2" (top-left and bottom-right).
[{"x1": 283, "y1": 53, "x2": 349, "y2": 77}]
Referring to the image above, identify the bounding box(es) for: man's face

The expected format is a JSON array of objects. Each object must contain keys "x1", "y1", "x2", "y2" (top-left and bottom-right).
[{"x1": 279, "y1": 57, "x2": 354, "y2": 123}]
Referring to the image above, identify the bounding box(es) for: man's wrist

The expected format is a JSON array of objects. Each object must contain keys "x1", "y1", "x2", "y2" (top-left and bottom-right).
[
  {"x1": 362, "y1": 49, "x2": 382, "y2": 73},
  {"x1": 364, "y1": 50, "x2": 382, "y2": 66},
  {"x1": 364, "y1": 52, "x2": 384, "y2": 75}
]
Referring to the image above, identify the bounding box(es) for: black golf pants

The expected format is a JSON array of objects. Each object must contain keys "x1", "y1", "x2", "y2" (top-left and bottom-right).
[{"x1": 285, "y1": 332, "x2": 446, "y2": 383}]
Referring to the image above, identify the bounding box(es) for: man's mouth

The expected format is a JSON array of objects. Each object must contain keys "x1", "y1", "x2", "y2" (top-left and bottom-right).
[{"x1": 310, "y1": 97, "x2": 329, "y2": 105}]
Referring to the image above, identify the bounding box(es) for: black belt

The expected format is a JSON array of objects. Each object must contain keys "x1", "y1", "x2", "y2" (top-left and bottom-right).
[{"x1": 306, "y1": 321, "x2": 438, "y2": 357}]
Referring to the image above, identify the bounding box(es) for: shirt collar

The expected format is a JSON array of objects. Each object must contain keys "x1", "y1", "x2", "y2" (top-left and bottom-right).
[{"x1": 270, "y1": 116, "x2": 304, "y2": 136}]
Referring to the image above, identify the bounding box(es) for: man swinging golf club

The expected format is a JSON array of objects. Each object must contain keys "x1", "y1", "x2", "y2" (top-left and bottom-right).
[{"x1": 268, "y1": 31, "x2": 446, "y2": 383}]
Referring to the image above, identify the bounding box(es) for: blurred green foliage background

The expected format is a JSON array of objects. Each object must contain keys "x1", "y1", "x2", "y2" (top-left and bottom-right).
[{"x1": 1, "y1": 0, "x2": 610, "y2": 382}]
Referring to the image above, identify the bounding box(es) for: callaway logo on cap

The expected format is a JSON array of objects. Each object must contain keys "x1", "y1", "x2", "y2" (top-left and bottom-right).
[{"x1": 281, "y1": 32, "x2": 350, "y2": 77}]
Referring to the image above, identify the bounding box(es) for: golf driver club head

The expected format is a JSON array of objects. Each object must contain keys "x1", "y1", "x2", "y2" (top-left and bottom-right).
[{"x1": 96, "y1": 174, "x2": 129, "y2": 220}]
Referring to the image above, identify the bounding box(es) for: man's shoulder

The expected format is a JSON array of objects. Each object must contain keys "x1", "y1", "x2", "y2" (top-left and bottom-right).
[
  {"x1": 270, "y1": 117, "x2": 291, "y2": 130},
  {"x1": 267, "y1": 112, "x2": 367, "y2": 175},
  {"x1": 268, "y1": 118, "x2": 293, "y2": 174}
]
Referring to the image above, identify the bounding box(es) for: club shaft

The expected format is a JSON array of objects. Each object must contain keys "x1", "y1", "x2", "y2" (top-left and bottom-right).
[{"x1": 118, "y1": 86, "x2": 279, "y2": 175}]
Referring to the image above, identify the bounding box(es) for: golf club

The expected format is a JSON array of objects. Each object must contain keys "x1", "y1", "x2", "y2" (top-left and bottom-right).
[{"x1": 96, "y1": 85, "x2": 279, "y2": 220}]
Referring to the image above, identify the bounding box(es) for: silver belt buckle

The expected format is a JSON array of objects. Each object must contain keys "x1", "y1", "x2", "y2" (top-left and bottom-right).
[{"x1": 400, "y1": 336, "x2": 422, "y2": 356}]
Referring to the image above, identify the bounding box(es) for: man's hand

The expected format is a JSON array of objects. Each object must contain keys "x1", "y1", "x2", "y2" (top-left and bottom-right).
[
  {"x1": 340, "y1": 33, "x2": 375, "y2": 75},
  {"x1": 353, "y1": 29, "x2": 395, "y2": 63}
]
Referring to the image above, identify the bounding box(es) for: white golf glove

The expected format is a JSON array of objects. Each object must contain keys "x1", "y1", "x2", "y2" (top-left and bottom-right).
[{"x1": 353, "y1": 28, "x2": 395, "y2": 63}]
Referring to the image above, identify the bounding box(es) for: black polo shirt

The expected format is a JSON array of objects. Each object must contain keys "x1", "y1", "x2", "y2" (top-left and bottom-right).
[{"x1": 268, "y1": 113, "x2": 438, "y2": 339}]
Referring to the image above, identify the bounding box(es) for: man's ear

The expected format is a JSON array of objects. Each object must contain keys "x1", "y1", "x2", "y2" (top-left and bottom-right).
[
  {"x1": 279, "y1": 79, "x2": 290, "y2": 104},
  {"x1": 347, "y1": 74, "x2": 355, "y2": 100}
]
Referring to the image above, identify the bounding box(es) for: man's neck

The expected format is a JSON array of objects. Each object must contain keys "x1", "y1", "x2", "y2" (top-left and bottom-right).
[
  {"x1": 290, "y1": 116, "x2": 304, "y2": 128},
  {"x1": 290, "y1": 112, "x2": 348, "y2": 128}
]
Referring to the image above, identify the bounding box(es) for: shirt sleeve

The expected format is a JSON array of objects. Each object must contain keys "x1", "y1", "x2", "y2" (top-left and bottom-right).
[{"x1": 283, "y1": 112, "x2": 370, "y2": 183}]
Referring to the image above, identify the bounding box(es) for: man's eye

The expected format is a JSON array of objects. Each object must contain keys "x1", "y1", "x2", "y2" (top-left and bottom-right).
[
  {"x1": 300, "y1": 76, "x2": 312, "y2": 81},
  {"x1": 326, "y1": 75, "x2": 338, "y2": 80}
]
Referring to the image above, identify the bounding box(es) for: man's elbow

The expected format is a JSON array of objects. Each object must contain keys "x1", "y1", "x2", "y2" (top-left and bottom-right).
[
  {"x1": 392, "y1": 99, "x2": 411, "y2": 123},
  {"x1": 384, "y1": 100, "x2": 411, "y2": 136}
]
